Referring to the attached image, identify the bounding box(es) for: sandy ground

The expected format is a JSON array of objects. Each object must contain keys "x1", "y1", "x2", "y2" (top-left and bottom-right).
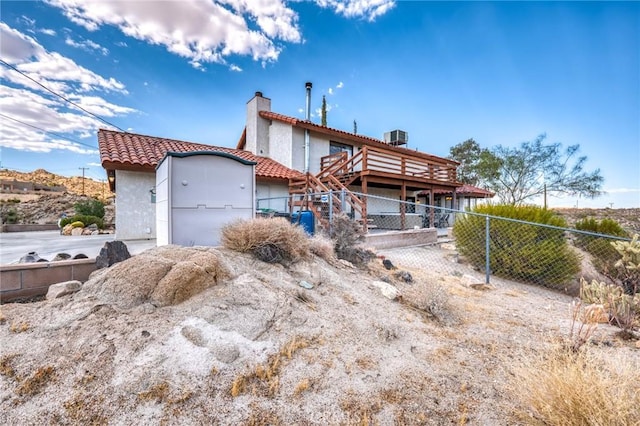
[{"x1": 0, "y1": 243, "x2": 638, "y2": 425}]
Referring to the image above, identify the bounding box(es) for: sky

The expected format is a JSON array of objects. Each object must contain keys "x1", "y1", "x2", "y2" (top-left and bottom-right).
[{"x1": 0, "y1": 0, "x2": 638, "y2": 208}]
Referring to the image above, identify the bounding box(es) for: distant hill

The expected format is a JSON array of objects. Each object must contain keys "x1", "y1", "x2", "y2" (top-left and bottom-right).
[{"x1": 0, "y1": 168, "x2": 109, "y2": 200}]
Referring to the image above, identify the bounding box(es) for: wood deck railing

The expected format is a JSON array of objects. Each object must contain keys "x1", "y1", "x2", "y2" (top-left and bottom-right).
[{"x1": 320, "y1": 146, "x2": 457, "y2": 184}]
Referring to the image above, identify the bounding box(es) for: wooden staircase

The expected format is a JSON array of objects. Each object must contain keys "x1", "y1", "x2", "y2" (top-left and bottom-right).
[{"x1": 289, "y1": 154, "x2": 367, "y2": 232}]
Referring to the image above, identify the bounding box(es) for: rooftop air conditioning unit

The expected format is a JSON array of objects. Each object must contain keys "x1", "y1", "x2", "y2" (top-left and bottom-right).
[{"x1": 383, "y1": 130, "x2": 408, "y2": 146}]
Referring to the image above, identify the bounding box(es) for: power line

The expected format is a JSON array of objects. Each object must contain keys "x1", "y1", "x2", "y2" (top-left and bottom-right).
[
  {"x1": 0, "y1": 57, "x2": 126, "y2": 132},
  {"x1": 0, "y1": 113, "x2": 98, "y2": 150},
  {"x1": 79, "y1": 167, "x2": 89, "y2": 196}
]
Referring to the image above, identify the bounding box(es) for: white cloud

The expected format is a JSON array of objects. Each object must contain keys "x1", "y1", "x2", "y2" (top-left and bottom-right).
[
  {"x1": 39, "y1": 28, "x2": 57, "y2": 36},
  {"x1": 328, "y1": 87, "x2": 333, "y2": 95},
  {"x1": 605, "y1": 188, "x2": 640, "y2": 194},
  {"x1": 87, "y1": 162, "x2": 102, "y2": 167},
  {"x1": 46, "y1": 0, "x2": 303, "y2": 68},
  {"x1": 115, "y1": 41, "x2": 127, "y2": 47},
  {"x1": 315, "y1": 0, "x2": 395, "y2": 22},
  {"x1": 65, "y1": 36, "x2": 109, "y2": 55},
  {"x1": 337, "y1": 81, "x2": 343, "y2": 88},
  {"x1": 0, "y1": 24, "x2": 135, "y2": 154},
  {"x1": 229, "y1": 64, "x2": 242, "y2": 72}
]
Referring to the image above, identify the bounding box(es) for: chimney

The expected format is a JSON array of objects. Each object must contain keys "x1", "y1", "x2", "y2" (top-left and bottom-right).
[
  {"x1": 246, "y1": 91, "x2": 271, "y2": 156},
  {"x1": 305, "y1": 82, "x2": 312, "y2": 121}
]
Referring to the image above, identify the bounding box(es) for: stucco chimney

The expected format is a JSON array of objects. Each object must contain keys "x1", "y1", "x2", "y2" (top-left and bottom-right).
[{"x1": 246, "y1": 91, "x2": 271, "y2": 156}]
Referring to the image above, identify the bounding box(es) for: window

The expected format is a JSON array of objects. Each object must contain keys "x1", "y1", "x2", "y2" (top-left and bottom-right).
[
  {"x1": 330, "y1": 141, "x2": 353, "y2": 156},
  {"x1": 402, "y1": 196, "x2": 416, "y2": 213}
]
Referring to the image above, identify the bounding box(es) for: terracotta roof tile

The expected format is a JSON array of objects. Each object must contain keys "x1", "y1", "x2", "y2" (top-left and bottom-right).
[{"x1": 98, "y1": 129, "x2": 301, "y2": 180}]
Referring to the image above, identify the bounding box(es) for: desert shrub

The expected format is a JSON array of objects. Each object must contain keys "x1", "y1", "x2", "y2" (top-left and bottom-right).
[
  {"x1": 575, "y1": 218, "x2": 628, "y2": 279},
  {"x1": 221, "y1": 217, "x2": 310, "y2": 264},
  {"x1": 74, "y1": 198, "x2": 105, "y2": 219},
  {"x1": 60, "y1": 215, "x2": 103, "y2": 229},
  {"x1": 453, "y1": 204, "x2": 580, "y2": 289},
  {"x1": 402, "y1": 282, "x2": 453, "y2": 324},
  {"x1": 308, "y1": 234, "x2": 335, "y2": 261},
  {"x1": 511, "y1": 345, "x2": 640, "y2": 425},
  {"x1": 1, "y1": 207, "x2": 19, "y2": 224},
  {"x1": 580, "y1": 278, "x2": 639, "y2": 331},
  {"x1": 611, "y1": 234, "x2": 640, "y2": 295},
  {"x1": 329, "y1": 213, "x2": 374, "y2": 266}
]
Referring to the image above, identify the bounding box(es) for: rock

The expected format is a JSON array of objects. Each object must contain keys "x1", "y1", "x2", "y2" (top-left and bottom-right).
[
  {"x1": 82, "y1": 228, "x2": 93, "y2": 235},
  {"x1": 382, "y1": 259, "x2": 396, "y2": 270},
  {"x1": 52, "y1": 253, "x2": 71, "y2": 261},
  {"x1": 636, "y1": 340, "x2": 640, "y2": 349},
  {"x1": 371, "y1": 280, "x2": 400, "y2": 300},
  {"x1": 62, "y1": 224, "x2": 74, "y2": 235},
  {"x1": 338, "y1": 259, "x2": 355, "y2": 268},
  {"x1": 46, "y1": 280, "x2": 82, "y2": 299},
  {"x1": 440, "y1": 243, "x2": 456, "y2": 251},
  {"x1": 73, "y1": 253, "x2": 88, "y2": 259},
  {"x1": 299, "y1": 280, "x2": 314, "y2": 289},
  {"x1": 71, "y1": 227, "x2": 83, "y2": 236},
  {"x1": 91, "y1": 230, "x2": 99, "y2": 235},
  {"x1": 87, "y1": 223, "x2": 98, "y2": 230},
  {"x1": 19, "y1": 251, "x2": 41, "y2": 263},
  {"x1": 394, "y1": 271, "x2": 413, "y2": 283},
  {"x1": 96, "y1": 240, "x2": 131, "y2": 269},
  {"x1": 213, "y1": 343, "x2": 240, "y2": 364}
]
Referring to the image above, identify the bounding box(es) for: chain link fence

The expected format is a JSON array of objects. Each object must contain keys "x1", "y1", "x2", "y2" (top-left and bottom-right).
[{"x1": 257, "y1": 192, "x2": 636, "y2": 294}]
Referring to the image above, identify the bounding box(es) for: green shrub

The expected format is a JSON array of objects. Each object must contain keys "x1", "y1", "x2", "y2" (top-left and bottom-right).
[
  {"x1": 74, "y1": 198, "x2": 105, "y2": 219},
  {"x1": 60, "y1": 215, "x2": 103, "y2": 229},
  {"x1": 575, "y1": 218, "x2": 629, "y2": 279},
  {"x1": 453, "y1": 204, "x2": 580, "y2": 289},
  {"x1": 2, "y1": 207, "x2": 19, "y2": 224}
]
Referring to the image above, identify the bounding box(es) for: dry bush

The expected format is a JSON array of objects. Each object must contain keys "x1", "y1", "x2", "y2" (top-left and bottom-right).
[
  {"x1": 15, "y1": 365, "x2": 55, "y2": 396},
  {"x1": 9, "y1": 321, "x2": 30, "y2": 333},
  {"x1": 308, "y1": 234, "x2": 335, "y2": 261},
  {"x1": 402, "y1": 282, "x2": 453, "y2": 323},
  {"x1": 0, "y1": 354, "x2": 17, "y2": 378},
  {"x1": 221, "y1": 217, "x2": 310, "y2": 264},
  {"x1": 329, "y1": 213, "x2": 374, "y2": 267},
  {"x1": 511, "y1": 345, "x2": 640, "y2": 425},
  {"x1": 137, "y1": 381, "x2": 170, "y2": 403}
]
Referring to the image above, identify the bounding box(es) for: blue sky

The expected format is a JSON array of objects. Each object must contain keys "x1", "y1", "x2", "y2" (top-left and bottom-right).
[{"x1": 0, "y1": 0, "x2": 638, "y2": 208}]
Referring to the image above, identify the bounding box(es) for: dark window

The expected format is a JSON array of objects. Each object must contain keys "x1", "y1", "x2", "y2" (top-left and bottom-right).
[
  {"x1": 402, "y1": 196, "x2": 416, "y2": 213},
  {"x1": 330, "y1": 141, "x2": 353, "y2": 156}
]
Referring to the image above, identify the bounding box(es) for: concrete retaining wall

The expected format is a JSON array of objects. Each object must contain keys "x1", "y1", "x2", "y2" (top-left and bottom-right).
[
  {"x1": 365, "y1": 228, "x2": 438, "y2": 250},
  {"x1": 1, "y1": 224, "x2": 60, "y2": 233},
  {"x1": 0, "y1": 258, "x2": 97, "y2": 302}
]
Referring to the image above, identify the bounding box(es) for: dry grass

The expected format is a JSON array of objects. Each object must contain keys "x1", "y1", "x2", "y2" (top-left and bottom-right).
[
  {"x1": 0, "y1": 307, "x2": 6, "y2": 324},
  {"x1": 402, "y1": 281, "x2": 453, "y2": 324},
  {"x1": 230, "y1": 336, "x2": 311, "y2": 398},
  {"x1": 308, "y1": 234, "x2": 335, "y2": 261},
  {"x1": 9, "y1": 321, "x2": 30, "y2": 333},
  {"x1": 511, "y1": 345, "x2": 640, "y2": 425},
  {"x1": 63, "y1": 394, "x2": 107, "y2": 425},
  {"x1": 221, "y1": 217, "x2": 310, "y2": 263},
  {"x1": 15, "y1": 365, "x2": 55, "y2": 396},
  {"x1": 0, "y1": 354, "x2": 17, "y2": 378},
  {"x1": 137, "y1": 381, "x2": 170, "y2": 403},
  {"x1": 293, "y1": 378, "x2": 310, "y2": 396}
]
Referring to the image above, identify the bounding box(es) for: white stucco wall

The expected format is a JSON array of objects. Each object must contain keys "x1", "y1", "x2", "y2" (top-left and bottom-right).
[
  {"x1": 246, "y1": 94, "x2": 271, "y2": 156},
  {"x1": 256, "y1": 182, "x2": 290, "y2": 212},
  {"x1": 115, "y1": 170, "x2": 156, "y2": 240},
  {"x1": 268, "y1": 121, "x2": 294, "y2": 168}
]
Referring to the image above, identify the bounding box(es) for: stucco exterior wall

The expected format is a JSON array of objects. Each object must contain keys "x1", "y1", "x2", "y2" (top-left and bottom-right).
[
  {"x1": 246, "y1": 94, "x2": 271, "y2": 156},
  {"x1": 115, "y1": 170, "x2": 156, "y2": 240},
  {"x1": 269, "y1": 121, "x2": 294, "y2": 168},
  {"x1": 256, "y1": 183, "x2": 290, "y2": 212}
]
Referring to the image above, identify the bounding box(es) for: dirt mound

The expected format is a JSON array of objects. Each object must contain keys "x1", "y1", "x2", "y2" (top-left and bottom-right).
[
  {"x1": 0, "y1": 193, "x2": 114, "y2": 225},
  {"x1": 0, "y1": 168, "x2": 109, "y2": 200},
  {"x1": 1, "y1": 246, "x2": 637, "y2": 425},
  {"x1": 84, "y1": 246, "x2": 229, "y2": 308}
]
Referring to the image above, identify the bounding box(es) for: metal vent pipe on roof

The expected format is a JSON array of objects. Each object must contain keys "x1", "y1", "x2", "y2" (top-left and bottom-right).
[{"x1": 304, "y1": 82, "x2": 312, "y2": 173}]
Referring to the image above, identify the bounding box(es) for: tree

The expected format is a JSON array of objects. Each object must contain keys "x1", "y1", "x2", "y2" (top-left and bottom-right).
[
  {"x1": 321, "y1": 95, "x2": 327, "y2": 127},
  {"x1": 74, "y1": 198, "x2": 105, "y2": 219},
  {"x1": 448, "y1": 138, "x2": 497, "y2": 185},
  {"x1": 478, "y1": 134, "x2": 603, "y2": 205}
]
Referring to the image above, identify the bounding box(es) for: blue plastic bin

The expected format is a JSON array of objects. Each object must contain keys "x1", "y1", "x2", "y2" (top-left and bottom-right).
[{"x1": 291, "y1": 211, "x2": 315, "y2": 236}]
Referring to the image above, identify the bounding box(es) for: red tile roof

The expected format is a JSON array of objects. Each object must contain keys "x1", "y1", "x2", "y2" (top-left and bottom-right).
[
  {"x1": 98, "y1": 129, "x2": 301, "y2": 181},
  {"x1": 259, "y1": 110, "x2": 459, "y2": 166}
]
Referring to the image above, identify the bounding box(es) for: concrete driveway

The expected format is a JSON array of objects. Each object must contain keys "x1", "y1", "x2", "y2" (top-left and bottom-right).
[{"x1": 0, "y1": 230, "x2": 156, "y2": 265}]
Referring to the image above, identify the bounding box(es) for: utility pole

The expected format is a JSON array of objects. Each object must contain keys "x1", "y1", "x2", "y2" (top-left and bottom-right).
[{"x1": 79, "y1": 167, "x2": 89, "y2": 196}]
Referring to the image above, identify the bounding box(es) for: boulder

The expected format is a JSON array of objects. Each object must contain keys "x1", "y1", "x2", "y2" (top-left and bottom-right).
[
  {"x1": 82, "y1": 228, "x2": 93, "y2": 235},
  {"x1": 87, "y1": 223, "x2": 99, "y2": 231},
  {"x1": 62, "y1": 224, "x2": 74, "y2": 235},
  {"x1": 73, "y1": 253, "x2": 89, "y2": 259},
  {"x1": 19, "y1": 251, "x2": 42, "y2": 263},
  {"x1": 71, "y1": 227, "x2": 83, "y2": 236},
  {"x1": 96, "y1": 240, "x2": 131, "y2": 269},
  {"x1": 46, "y1": 280, "x2": 82, "y2": 299},
  {"x1": 52, "y1": 253, "x2": 71, "y2": 261},
  {"x1": 371, "y1": 280, "x2": 401, "y2": 300}
]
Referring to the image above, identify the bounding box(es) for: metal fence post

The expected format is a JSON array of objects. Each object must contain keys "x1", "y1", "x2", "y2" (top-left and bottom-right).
[
  {"x1": 328, "y1": 190, "x2": 333, "y2": 234},
  {"x1": 485, "y1": 215, "x2": 490, "y2": 284},
  {"x1": 340, "y1": 189, "x2": 346, "y2": 213}
]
